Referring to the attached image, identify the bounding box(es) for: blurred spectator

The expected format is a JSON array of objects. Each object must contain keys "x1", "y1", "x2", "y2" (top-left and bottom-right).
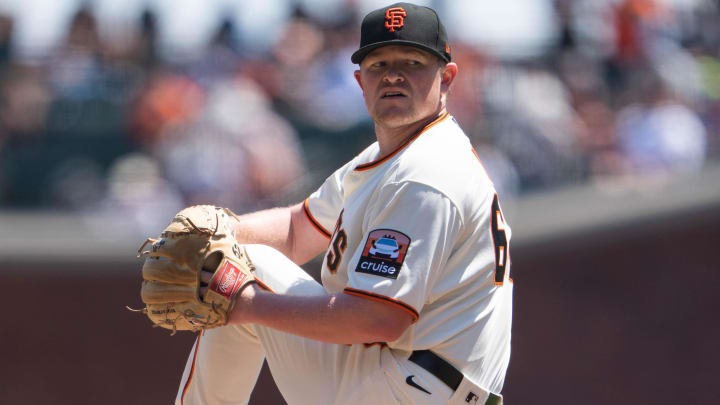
[
  {"x1": 266, "y1": 14, "x2": 327, "y2": 121},
  {"x1": 126, "y1": 9, "x2": 159, "y2": 70},
  {"x1": 0, "y1": 13, "x2": 12, "y2": 69},
  {"x1": 87, "y1": 152, "x2": 184, "y2": 237},
  {"x1": 446, "y1": 42, "x2": 489, "y2": 131},
  {"x1": 298, "y1": 16, "x2": 368, "y2": 131},
  {"x1": 44, "y1": 6, "x2": 142, "y2": 136},
  {"x1": 614, "y1": 0, "x2": 661, "y2": 64},
  {"x1": 47, "y1": 7, "x2": 102, "y2": 103},
  {"x1": 481, "y1": 63, "x2": 587, "y2": 191},
  {"x1": 186, "y1": 16, "x2": 244, "y2": 87},
  {"x1": 616, "y1": 75, "x2": 707, "y2": 175},
  {"x1": 0, "y1": 64, "x2": 50, "y2": 138},
  {"x1": 150, "y1": 75, "x2": 306, "y2": 212},
  {"x1": 205, "y1": 77, "x2": 306, "y2": 200},
  {"x1": 565, "y1": 0, "x2": 618, "y2": 61},
  {"x1": 130, "y1": 70, "x2": 206, "y2": 146}
]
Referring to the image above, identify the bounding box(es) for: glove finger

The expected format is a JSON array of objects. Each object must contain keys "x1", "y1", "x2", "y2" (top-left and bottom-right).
[
  {"x1": 141, "y1": 280, "x2": 198, "y2": 304},
  {"x1": 145, "y1": 236, "x2": 210, "y2": 268},
  {"x1": 163, "y1": 205, "x2": 230, "y2": 236},
  {"x1": 142, "y1": 257, "x2": 196, "y2": 285}
]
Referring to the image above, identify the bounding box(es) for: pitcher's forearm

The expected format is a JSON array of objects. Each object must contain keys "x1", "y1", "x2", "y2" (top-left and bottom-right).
[
  {"x1": 231, "y1": 202, "x2": 329, "y2": 265},
  {"x1": 232, "y1": 206, "x2": 295, "y2": 258},
  {"x1": 228, "y1": 285, "x2": 412, "y2": 344}
]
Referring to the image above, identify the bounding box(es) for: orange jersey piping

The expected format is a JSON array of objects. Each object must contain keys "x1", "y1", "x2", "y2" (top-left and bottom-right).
[
  {"x1": 253, "y1": 277, "x2": 276, "y2": 293},
  {"x1": 344, "y1": 287, "x2": 419, "y2": 322},
  {"x1": 181, "y1": 332, "x2": 202, "y2": 404},
  {"x1": 354, "y1": 112, "x2": 449, "y2": 172},
  {"x1": 303, "y1": 198, "x2": 332, "y2": 239}
]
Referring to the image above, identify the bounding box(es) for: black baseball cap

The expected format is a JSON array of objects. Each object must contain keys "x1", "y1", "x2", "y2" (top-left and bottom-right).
[{"x1": 351, "y1": 2, "x2": 451, "y2": 64}]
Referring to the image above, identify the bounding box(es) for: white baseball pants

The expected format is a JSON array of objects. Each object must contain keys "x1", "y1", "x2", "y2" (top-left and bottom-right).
[{"x1": 174, "y1": 244, "x2": 460, "y2": 405}]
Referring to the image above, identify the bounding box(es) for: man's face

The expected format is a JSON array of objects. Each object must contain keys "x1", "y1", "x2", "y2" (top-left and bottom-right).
[{"x1": 355, "y1": 45, "x2": 453, "y2": 128}]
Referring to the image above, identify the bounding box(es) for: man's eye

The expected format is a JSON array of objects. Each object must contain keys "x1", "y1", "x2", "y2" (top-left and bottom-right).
[{"x1": 407, "y1": 60, "x2": 420, "y2": 66}]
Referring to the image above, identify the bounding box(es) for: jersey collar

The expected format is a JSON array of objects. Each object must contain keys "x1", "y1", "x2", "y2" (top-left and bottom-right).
[{"x1": 354, "y1": 111, "x2": 450, "y2": 172}]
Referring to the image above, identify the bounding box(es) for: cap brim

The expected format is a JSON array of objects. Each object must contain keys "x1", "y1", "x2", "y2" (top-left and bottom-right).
[{"x1": 351, "y1": 40, "x2": 450, "y2": 64}]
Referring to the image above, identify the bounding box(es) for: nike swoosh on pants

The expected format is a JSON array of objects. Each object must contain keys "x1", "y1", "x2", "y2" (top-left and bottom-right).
[{"x1": 405, "y1": 375, "x2": 432, "y2": 395}]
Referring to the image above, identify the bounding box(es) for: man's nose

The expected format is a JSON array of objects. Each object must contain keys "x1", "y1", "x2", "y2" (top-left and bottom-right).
[{"x1": 383, "y1": 66, "x2": 405, "y2": 83}]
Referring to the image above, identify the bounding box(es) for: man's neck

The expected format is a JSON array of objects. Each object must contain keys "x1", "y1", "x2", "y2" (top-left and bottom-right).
[{"x1": 374, "y1": 109, "x2": 446, "y2": 156}]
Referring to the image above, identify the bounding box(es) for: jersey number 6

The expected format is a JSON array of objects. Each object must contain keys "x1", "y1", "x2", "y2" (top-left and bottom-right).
[
  {"x1": 326, "y1": 210, "x2": 347, "y2": 273},
  {"x1": 490, "y1": 194, "x2": 509, "y2": 285}
]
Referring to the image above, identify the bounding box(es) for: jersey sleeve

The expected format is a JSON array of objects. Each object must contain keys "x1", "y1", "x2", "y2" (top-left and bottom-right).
[
  {"x1": 343, "y1": 181, "x2": 463, "y2": 321},
  {"x1": 304, "y1": 162, "x2": 352, "y2": 238}
]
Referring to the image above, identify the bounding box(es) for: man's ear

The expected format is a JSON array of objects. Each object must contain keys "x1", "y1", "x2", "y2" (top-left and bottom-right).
[
  {"x1": 354, "y1": 70, "x2": 363, "y2": 91},
  {"x1": 440, "y1": 62, "x2": 458, "y2": 92}
]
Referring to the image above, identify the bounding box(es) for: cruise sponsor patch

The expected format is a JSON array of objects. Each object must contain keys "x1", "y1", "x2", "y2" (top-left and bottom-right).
[{"x1": 355, "y1": 229, "x2": 410, "y2": 279}]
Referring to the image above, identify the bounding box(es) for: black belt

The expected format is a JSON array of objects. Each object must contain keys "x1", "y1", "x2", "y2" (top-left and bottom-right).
[{"x1": 408, "y1": 350, "x2": 502, "y2": 405}]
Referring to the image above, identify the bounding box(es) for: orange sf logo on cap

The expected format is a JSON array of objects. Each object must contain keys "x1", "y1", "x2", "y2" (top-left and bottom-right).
[{"x1": 385, "y1": 7, "x2": 406, "y2": 32}]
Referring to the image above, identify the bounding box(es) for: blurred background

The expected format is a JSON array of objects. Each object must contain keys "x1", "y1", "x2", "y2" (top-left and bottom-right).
[{"x1": 0, "y1": 0, "x2": 718, "y2": 403}]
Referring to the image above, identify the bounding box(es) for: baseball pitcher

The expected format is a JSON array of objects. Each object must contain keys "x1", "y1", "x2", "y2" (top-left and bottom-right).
[{"x1": 132, "y1": 3, "x2": 513, "y2": 404}]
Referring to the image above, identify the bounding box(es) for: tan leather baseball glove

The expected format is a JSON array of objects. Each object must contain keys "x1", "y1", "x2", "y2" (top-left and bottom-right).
[{"x1": 131, "y1": 205, "x2": 255, "y2": 334}]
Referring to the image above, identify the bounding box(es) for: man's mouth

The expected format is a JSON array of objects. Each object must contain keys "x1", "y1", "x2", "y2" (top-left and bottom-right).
[{"x1": 381, "y1": 91, "x2": 406, "y2": 98}]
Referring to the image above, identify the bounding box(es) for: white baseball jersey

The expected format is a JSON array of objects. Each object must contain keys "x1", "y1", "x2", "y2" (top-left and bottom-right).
[
  {"x1": 304, "y1": 112, "x2": 513, "y2": 393},
  {"x1": 176, "y1": 112, "x2": 513, "y2": 404}
]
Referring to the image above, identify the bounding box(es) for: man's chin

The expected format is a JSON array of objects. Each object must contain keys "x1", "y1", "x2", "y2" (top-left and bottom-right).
[{"x1": 373, "y1": 108, "x2": 416, "y2": 127}]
